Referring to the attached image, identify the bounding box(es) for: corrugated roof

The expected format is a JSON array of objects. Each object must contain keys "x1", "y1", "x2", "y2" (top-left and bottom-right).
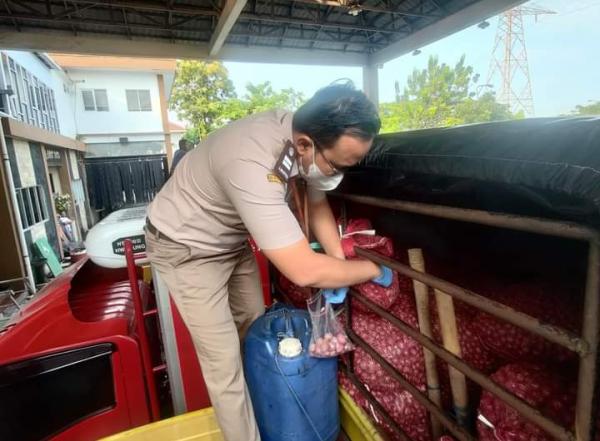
[{"x1": 0, "y1": 0, "x2": 480, "y2": 54}]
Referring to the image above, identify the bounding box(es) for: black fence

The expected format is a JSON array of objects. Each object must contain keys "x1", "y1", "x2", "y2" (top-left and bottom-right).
[{"x1": 85, "y1": 154, "x2": 168, "y2": 218}]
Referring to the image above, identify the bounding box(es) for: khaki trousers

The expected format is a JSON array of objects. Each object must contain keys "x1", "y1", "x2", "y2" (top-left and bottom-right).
[{"x1": 146, "y1": 230, "x2": 264, "y2": 441}]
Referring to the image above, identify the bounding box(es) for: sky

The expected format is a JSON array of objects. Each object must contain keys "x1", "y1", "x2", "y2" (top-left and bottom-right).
[{"x1": 223, "y1": 0, "x2": 600, "y2": 117}]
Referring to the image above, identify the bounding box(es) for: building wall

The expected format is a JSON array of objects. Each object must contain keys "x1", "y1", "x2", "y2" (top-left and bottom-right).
[
  {"x1": 68, "y1": 70, "x2": 164, "y2": 138},
  {"x1": 82, "y1": 133, "x2": 167, "y2": 144},
  {"x1": 3, "y1": 50, "x2": 77, "y2": 139},
  {"x1": 0, "y1": 147, "x2": 22, "y2": 283},
  {"x1": 5, "y1": 137, "x2": 60, "y2": 260},
  {"x1": 171, "y1": 131, "x2": 185, "y2": 151},
  {"x1": 67, "y1": 150, "x2": 90, "y2": 233},
  {"x1": 29, "y1": 142, "x2": 59, "y2": 249},
  {"x1": 4, "y1": 51, "x2": 54, "y2": 88},
  {"x1": 50, "y1": 69, "x2": 77, "y2": 139},
  {"x1": 85, "y1": 141, "x2": 165, "y2": 158}
]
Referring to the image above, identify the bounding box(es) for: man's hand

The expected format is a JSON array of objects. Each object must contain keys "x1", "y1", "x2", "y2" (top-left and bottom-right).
[
  {"x1": 323, "y1": 287, "x2": 349, "y2": 304},
  {"x1": 372, "y1": 266, "x2": 393, "y2": 287}
]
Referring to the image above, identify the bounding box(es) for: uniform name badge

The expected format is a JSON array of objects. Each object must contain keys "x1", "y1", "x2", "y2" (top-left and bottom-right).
[{"x1": 273, "y1": 140, "x2": 296, "y2": 184}]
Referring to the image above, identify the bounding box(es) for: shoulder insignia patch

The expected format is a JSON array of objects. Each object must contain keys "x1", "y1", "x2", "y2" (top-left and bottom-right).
[
  {"x1": 267, "y1": 173, "x2": 284, "y2": 184},
  {"x1": 273, "y1": 140, "x2": 296, "y2": 183}
]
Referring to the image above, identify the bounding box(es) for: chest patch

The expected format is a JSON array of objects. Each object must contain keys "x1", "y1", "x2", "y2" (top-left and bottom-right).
[{"x1": 267, "y1": 173, "x2": 284, "y2": 184}]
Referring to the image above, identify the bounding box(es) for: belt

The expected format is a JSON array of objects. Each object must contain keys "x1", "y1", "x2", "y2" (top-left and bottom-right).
[{"x1": 145, "y1": 218, "x2": 173, "y2": 242}]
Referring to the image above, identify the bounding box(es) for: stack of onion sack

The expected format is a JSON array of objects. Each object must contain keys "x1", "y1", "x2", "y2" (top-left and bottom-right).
[
  {"x1": 345, "y1": 296, "x2": 446, "y2": 440},
  {"x1": 352, "y1": 294, "x2": 426, "y2": 389},
  {"x1": 472, "y1": 282, "x2": 580, "y2": 366},
  {"x1": 478, "y1": 362, "x2": 600, "y2": 441},
  {"x1": 429, "y1": 299, "x2": 500, "y2": 387},
  {"x1": 352, "y1": 289, "x2": 498, "y2": 394},
  {"x1": 342, "y1": 219, "x2": 400, "y2": 312},
  {"x1": 339, "y1": 372, "x2": 431, "y2": 441},
  {"x1": 278, "y1": 274, "x2": 312, "y2": 308}
]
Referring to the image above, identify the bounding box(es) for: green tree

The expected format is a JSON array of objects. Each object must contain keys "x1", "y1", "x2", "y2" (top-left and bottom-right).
[
  {"x1": 171, "y1": 62, "x2": 304, "y2": 141},
  {"x1": 170, "y1": 60, "x2": 236, "y2": 140},
  {"x1": 455, "y1": 91, "x2": 515, "y2": 124},
  {"x1": 570, "y1": 100, "x2": 600, "y2": 115},
  {"x1": 380, "y1": 55, "x2": 513, "y2": 133},
  {"x1": 224, "y1": 81, "x2": 305, "y2": 121}
]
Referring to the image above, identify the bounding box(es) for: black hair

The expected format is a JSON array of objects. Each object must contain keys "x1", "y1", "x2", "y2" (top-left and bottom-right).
[
  {"x1": 179, "y1": 138, "x2": 189, "y2": 149},
  {"x1": 292, "y1": 81, "x2": 380, "y2": 149}
]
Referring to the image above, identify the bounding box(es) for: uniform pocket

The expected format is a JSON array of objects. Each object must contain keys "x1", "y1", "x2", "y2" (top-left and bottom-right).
[{"x1": 146, "y1": 232, "x2": 190, "y2": 268}]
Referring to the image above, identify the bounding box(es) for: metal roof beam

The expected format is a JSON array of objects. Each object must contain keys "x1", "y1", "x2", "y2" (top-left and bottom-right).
[
  {"x1": 0, "y1": 29, "x2": 210, "y2": 58},
  {"x1": 369, "y1": 0, "x2": 527, "y2": 65},
  {"x1": 19, "y1": 0, "x2": 219, "y2": 17},
  {"x1": 217, "y1": 42, "x2": 368, "y2": 65},
  {"x1": 229, "y1": 31, "x2": 383, "y2": 48},
  {"x1": 0, "y1": 11, "x2": 211, "y2": 33},
  {"x1": 239, "y1": 11, "x2": 405, "y2": 34},
  {"x1": 0, "y1": 29, "x2": 367, "y2": 65},
  {"x1": 292, "y1": 0, "x2": 439, "y2": 18},
  {"x1": 209, "y1": 0, "x2": 248, "y2": 57}
]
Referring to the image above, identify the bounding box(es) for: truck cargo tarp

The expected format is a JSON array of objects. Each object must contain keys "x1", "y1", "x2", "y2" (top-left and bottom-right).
[{"x1": 337, "y1": 117, "x2": 600, "y2": 226}]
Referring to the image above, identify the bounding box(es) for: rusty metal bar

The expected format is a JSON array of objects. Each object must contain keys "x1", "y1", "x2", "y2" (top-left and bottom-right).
[
  {"x1": 340, "y1": 361, "x2": 411, "y2": 441},
  {"x1": 356, "y1": 248, "x2": 587, "y2": 356},
  {"x1": 575, "y1": 241, "x2": 600, "y2": 441},
  {"x1": 347, "y1": 329, "x2": 475, "y2": 441},
  {"x1": 349, "y1": 289, "x2": 577, "y2": 441},
  {"x1": 336, "y1": 194, "x2": 599, "y2": 242},
  {"x1": 343, "y1": 295, "x2": 355, "y2": 374}
]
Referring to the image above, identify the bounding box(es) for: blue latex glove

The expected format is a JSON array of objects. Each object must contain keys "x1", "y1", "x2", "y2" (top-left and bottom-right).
[
  {"x1": 322, "y1": 287, "x2": 349, "y2": 304},
  {"x1": 372, "y1": 265, "x2": 393, "y2": 287}
]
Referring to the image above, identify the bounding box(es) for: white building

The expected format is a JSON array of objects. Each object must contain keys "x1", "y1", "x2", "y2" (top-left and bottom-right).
[
  {"x1": 0, "y1": 50, "x2": 86, "y2": 290},
  {"x1": 0, "y1": 51, "x2": 179, "y2": 292},
  {"x1": 50, "y1": 54, "x2": 178, "y2": 159}
]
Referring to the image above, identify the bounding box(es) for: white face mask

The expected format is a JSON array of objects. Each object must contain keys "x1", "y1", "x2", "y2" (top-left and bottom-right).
[{"x1": 298, "y1": 144, "x2": 344, "y2": 191}]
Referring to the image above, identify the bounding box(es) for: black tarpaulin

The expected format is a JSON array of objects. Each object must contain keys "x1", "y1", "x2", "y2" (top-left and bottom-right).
[{"x1": 338, "y1": 117, "x2": 600, "y2": 226}]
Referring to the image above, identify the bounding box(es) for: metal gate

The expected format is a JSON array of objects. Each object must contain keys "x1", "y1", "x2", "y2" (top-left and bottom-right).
[{"x1": 84, "y1": 155, "x2": 168, "y2": 219}]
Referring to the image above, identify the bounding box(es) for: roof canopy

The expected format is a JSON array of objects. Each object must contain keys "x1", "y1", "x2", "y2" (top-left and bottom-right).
[{"x1": 0, "y1": 0, "x2": 523, "y2": 66}]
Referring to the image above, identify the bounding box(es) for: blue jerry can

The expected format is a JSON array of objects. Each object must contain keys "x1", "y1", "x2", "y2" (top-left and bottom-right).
[{"x1": 244, "y1": 304, "x2": 340, "y2": 441}]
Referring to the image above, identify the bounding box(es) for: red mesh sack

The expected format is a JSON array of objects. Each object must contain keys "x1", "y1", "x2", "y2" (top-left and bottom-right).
[
  {"x1": 341, "y1": 218, "x2": 393, "y2": 259},
  {"x1": 343, "y1": 219, "x2": 401, "y2": 313},
  {"x1": 352, "y1": 299, "x2": 426, "y2": 392},
  {"x1": 472, "y1": 283, "x2": 580, "y2": 365},
  {"x1": 278, "y1": 274, "x2": 311, "y2": 309},
  {"x1": 340, "y1": 373, "x2": 431, "y2": 441},
  {"x1": 429, "y1": 298, "x2": 500, "y2": 375},
  {"x1": 477, "y1": 363, "x2": 598, "y2": 441}
]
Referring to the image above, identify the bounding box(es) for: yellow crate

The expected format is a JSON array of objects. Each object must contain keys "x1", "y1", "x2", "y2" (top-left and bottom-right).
[
  {"x1": 100, "y1": 408, "x2": 223, "y2": 441},
  {"x1": 339, "y1": 388, "x2": 384, "y2": 441},
  {"x1": 141, "y1": 264, "x2": 153, "y2": 284},
  {"x1": 101, "y1": 388, "x2": 382, "y2": 441}
]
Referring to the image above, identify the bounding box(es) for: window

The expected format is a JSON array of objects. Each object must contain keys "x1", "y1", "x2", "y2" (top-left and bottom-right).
[
  {"x1": 0, "y1": 344, "x2": 115, "y2": 441},
  {"x1": 15, "y1": 185, "x2": 48, "y2": 229},
  {"x1": 126, "y1": 89, "x2": 152, "y2": 111},
  {"x1": 82, "y1": 89, "x2": 109, "y2": 111},
  {"x1": 0, "y1": 55, "x2": 60, "y2": 133}
]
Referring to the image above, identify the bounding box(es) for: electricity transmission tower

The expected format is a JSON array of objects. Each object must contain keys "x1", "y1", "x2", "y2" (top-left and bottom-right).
[{"x1": 487, "y1": 5, "x2": 555, "y2": 116}]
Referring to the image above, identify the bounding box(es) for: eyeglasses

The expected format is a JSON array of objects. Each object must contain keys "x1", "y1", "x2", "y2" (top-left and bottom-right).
[{"x1": 312, "y1": 141, "x2": 346, "y2": 175}]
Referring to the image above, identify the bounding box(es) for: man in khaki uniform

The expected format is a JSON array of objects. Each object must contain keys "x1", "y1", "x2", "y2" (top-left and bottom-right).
[{"x1": 146, "y1": 83, "x2": 390, "y2": 440}]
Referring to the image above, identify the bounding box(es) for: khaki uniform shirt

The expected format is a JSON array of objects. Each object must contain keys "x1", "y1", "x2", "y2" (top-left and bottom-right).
[{"x1": 148, "y1": 109, "x2": 319, "y2": 256}]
